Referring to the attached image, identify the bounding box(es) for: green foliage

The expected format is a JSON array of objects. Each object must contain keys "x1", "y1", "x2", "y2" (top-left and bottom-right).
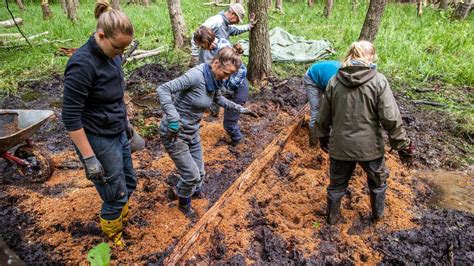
[
  {"x1": 312, "y1": 221, "x2": 321, "y2": 229},
  {"x1": 86, "y1": 242, "x2": 110, "y2": 266}
]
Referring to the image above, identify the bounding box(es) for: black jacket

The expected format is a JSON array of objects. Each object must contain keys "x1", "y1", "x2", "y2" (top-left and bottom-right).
[{"x1": 62, "y1": 35, "x2": 126, "y2": 136}]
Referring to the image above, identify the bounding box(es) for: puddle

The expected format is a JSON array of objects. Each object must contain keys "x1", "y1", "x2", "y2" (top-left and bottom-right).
[{"x1": 416, "y1": 169, "x2": 473, "y2": 213}]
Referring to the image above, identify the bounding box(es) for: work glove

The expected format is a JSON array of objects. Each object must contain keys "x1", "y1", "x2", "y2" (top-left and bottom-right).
[
  {"x1": 249, "y1": 14, "x2": 258, "y2": 29},
  {"x1": 189, "y1": 56, "x2": 199, "y2": 68},
  {"x1": 240, "y1": 108, "x2": 258, "y2": 118},
  {"x1": 167, "y1": 121, "x2": 180, "y2": 142},
  {"x1": 83, "y1": 156, "x2": 105, "y2": 183},
  {"x1": 398, "y1": 140, "x2": 415, "y2": 167},
  {"x1": 319, "y1": 136, "x2": 329, "y2": 154}
]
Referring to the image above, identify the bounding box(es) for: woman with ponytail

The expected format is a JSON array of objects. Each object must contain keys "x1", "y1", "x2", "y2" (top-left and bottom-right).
[
  {"x1": 194, "y1": 26, "x2": 250, "y2": 146},
  {"x1": 61, "y1": 0, "x2": 136, "y2": 246},
  {"x1": 157, "y1": 48, "x2": 257, "y2": 218},
  {"x1": 315, "y1": 40, "x2": 414, "y2": 225}
]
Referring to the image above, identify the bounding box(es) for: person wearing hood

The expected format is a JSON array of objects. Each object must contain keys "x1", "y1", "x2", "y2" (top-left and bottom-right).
[
  {"x1": 304, "y1": 60, "x2": 341, "y2": 147},
  {"x1": 315, "y1": 41, "x2": 415, "y2": 225},
  {"x1": 194, "y1": 26, "x2": 249, "y2": 145},
  {"x1": 157, "y1": 48, "x2": 258, "y2": 218},
  {"x1": 190, "y1": 3, "x2": 257, "y2": 67}
]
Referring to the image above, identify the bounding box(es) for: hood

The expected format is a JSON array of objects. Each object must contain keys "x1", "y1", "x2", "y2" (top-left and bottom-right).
[{"x1": 336, "y1": 66, "x2": 377, "y2": 88}]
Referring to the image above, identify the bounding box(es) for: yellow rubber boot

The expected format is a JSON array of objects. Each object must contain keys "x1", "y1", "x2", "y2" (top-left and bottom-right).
[
  {"x1": 121, "y1": 201, "x2": 129, "y2": 223},
  {"x1": 100, "y1": 215, "x2": 125, "y2": 247}
]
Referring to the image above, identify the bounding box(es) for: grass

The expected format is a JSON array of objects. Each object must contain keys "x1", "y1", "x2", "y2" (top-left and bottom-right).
[{"x1": 0, "y1": 0, "x2": 473, "y2": 133}]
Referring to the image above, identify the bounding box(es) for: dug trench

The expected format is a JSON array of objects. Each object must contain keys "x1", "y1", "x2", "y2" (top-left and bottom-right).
[{"x1": 0, "y1": 63, "x2": 472, "y2": 264}]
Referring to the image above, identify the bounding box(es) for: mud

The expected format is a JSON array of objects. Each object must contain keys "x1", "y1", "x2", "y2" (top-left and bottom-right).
[
  {"x1": 396, "y1": 95, "x2": 473, "y2": 170},
  {"x1": 0, "y1": 63, "x2": 472, "y2": 264},
  {"x1": 378, "y1": 208, "x2": 474, "y2": 264}
]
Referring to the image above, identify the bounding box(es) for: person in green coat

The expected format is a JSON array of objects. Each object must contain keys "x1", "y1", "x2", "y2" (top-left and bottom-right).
[{"x1": 315, "y1": 40, "x2": 414, "y2": 225}]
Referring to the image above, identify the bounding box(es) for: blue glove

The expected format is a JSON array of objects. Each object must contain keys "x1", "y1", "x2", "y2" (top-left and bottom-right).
[{"x1": 167, "y1": 121, "x2": 180, "y2": 142}]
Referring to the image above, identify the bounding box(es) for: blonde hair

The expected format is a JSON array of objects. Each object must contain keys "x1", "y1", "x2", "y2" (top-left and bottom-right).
[
  {"x1": 342, "y1": 40, "x2": 376, "y2": 67},
  {"x1": 212, "y1": 47, "x2": 242, "y2": 69},
  {"x1": 95, "y1": 0, "x2": 134, "y2": 38}
]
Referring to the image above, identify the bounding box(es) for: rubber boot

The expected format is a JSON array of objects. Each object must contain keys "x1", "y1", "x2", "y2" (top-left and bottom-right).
[
  {"x1": 121, "y1": 201, "x2": 129, "y2": 223},
  {"x1": 308, "y1": 126, "x2": 318, "y2": 147},
  {"x1": 100, "y1": 215, "x2": 125, "y2": 247},
  {"x1": 326, "y1": 191, "x2": 344, "y2": 225},
  {"x1": 370, "y1": 190, "x2": 386, "y2": 223},
  {"x1": 192, "y1": 189, "x2": 204, "y2": 199},
  {"x1": 178, "y1": 197, "x2": 197, "y2": 219}
]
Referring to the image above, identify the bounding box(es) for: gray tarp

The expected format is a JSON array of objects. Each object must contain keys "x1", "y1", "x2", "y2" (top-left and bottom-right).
[{"x1": 238, "y1": 27, "x2": 334, "y2": 63}]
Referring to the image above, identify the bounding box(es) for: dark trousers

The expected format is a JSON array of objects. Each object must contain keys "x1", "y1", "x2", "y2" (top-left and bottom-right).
[
  {"x1": 223, "y1": 79, "x2": 250, "y2": 141},
  {"x1": 328, "y1": 157, "x2": 389, "y2": 218},
  {"x1": 76, "y1": 131, "x2": 137, "y2": 220}
]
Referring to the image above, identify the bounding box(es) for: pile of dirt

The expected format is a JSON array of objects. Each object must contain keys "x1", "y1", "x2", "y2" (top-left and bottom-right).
[
  {"x1": 181, "y1": 126, "x2": 429, "y2": 264},
  {"x1": 377, "y1": 208, "x2": 474, "y2": 264}
]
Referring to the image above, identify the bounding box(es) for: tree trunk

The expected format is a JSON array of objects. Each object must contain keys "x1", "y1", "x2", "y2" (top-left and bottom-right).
[
  {"x1": 248, "y1": 0, "x2": 272, "y2": 87},
  {"x1": 167, "y1": 0, "x2": 187, "y2": 49},
  {"x1": 275, "y1": 0, "x2": 283, "y2": 12},
  {"x1": 359, "y1": 0, "x2": 387, "y2": 42},
  {"x1": 65, "y1": 0, "x2": 77, "y2": 21},
  {"x1": 324, "y1": 0, "x2": 334, "y2": 18},
  {"x1": 439, "y1": 0, "x2": 448, "y2": 8},
  {"x1": 74, "y1": 0, "x2": 79, "y2": 8},
  {"x1": 112, "y1": 0, "x2": 120, "y2": 9},
  {"x1": 16, "y1": 0, "x2": 25, "y2": 11},
  {"x1": 453, "y1": 0, "x2": 472, "y2": 19},
  {"x1": 59, "y1": 0, "x2": 67, "y2": 13},
  {"x1": 41, "y1": 0, "x2": 53, "y2": 20},
  {"x1": 308, "y1": 0, "x2": 315, "y2": 7},
  {"x1": 142, "y1": 0, "x2": 150, "y2": 7},
  {"x1": 417, "y1": 0, "x2": 423, "y2": 16}
]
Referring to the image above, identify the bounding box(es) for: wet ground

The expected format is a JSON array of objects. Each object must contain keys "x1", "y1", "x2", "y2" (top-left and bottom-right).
[{"x1": 0, "y1": 63, "x2": 473, "y2": 264}]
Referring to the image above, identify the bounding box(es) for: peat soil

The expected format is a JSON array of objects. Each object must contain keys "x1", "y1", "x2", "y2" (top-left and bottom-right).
[{"x1": 0, "y1": 63, "x2": 472, "y2": 264}]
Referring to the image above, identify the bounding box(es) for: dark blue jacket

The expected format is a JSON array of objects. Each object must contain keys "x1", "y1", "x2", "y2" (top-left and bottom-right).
[
  {"x1": 62, "y1": 35, "x2": 127, "y2": 136},
  {"x1": 307, "y1": 60, "x2": 341, "y2": 91}
]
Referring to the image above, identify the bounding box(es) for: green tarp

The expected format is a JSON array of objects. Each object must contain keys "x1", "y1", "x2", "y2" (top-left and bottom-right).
[{"x1": 238, "y1": 27, "x2": 334, "y2": 63}]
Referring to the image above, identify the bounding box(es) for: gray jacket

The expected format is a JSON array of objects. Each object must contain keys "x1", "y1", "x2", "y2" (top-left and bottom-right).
[
  {"x1": 191, "y1": 12, "x2": 251, "y2": 56},
  {"x1": 157, "y1": 64, "x2": 245, "y2": 136},
  {"x1": 316, "y1": 66, "x2": 409, "y2": 161}
]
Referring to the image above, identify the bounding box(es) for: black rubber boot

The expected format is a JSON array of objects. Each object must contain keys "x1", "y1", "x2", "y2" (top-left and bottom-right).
[
  {"x1": 326, "y1": 191, "x2": 344, "y2": 225},
  {"x1": 370, "y1": 190, "x2": 386, "y2": 223},
  {"x1": 178, "y1": 197, "x2": 197, "y2": 219},
  {"x1": 308, "y1": 126, "x2": 318, "y2": 147},
  {"x1": 191, "y1": 189, "x2": 204, "y2": 199}
]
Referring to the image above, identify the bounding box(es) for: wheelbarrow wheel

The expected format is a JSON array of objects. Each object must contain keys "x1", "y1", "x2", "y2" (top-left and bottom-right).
[{"x1": 14, "y1": 145, "x2": 54, "y2": 183}]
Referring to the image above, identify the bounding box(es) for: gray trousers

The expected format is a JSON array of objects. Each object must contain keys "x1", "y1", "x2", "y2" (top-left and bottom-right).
[
  {"x1": 161, "y1": 132, "x2": 205, "y2": 198},
  {"x1": 328, "y1": 157, "x2": 389, "y2": 218},
  {"x1": 303, "y1": 73, "x2": 322, "y2": 129}
]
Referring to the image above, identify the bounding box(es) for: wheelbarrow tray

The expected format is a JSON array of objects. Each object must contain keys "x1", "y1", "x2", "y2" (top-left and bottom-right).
[{"x1": 0, "y1": 109, "x2": 54, "y2": 154}]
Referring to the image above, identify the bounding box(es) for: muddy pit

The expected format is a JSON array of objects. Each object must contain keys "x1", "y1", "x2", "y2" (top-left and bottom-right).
[{"x1": 0, "y1": 63, "x2": 473, "y2": 264}]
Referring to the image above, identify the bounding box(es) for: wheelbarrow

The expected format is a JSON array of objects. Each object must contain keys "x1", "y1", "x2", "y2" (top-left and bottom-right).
[{"x1": 0, "y1": 109, "x2": 55, "y2": 182}]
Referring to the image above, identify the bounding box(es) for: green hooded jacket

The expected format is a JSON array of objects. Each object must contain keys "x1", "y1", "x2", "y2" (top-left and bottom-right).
[{"x1": 315, "y1": 65, "x2": 409, "y2": 161}]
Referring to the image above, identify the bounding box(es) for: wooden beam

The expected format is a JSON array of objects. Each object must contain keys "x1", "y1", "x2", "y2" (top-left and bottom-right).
[{"x1": 164, "y1": 104, "x2": 310, "y2": 265}]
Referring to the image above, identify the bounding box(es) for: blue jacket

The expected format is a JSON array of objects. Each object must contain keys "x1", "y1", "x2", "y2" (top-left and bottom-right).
[{"x1": 306, "y1": 60, "x2": 341, "y2": 91}]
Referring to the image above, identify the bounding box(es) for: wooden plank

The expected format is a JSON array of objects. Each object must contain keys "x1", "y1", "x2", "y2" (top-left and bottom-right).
[{"x1": 164, "y1": 104, "x2": 309, "y2": 265}]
